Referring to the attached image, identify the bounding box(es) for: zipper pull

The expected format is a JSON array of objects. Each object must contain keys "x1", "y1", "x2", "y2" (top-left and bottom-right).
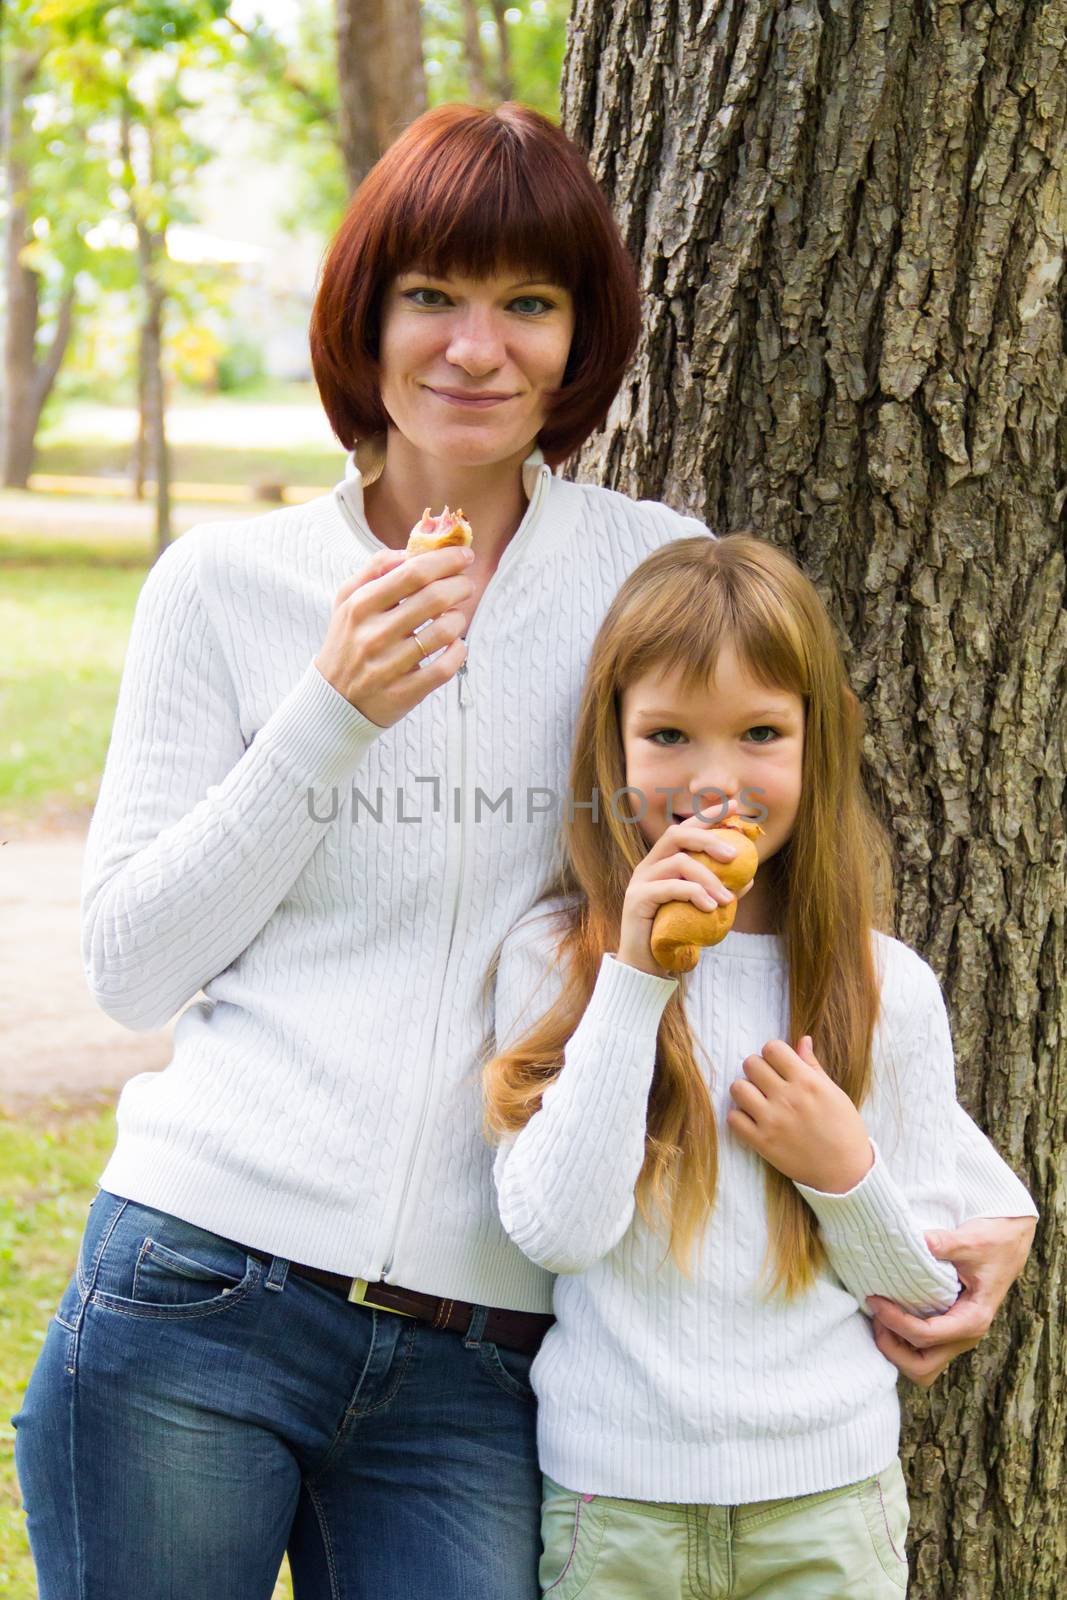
[{"x1": 457, "y1": 654, "x2": 469, "y2": 709}]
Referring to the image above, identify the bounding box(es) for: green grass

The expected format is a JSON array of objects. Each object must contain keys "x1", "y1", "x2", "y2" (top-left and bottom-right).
[
  {"x1": 0, "y1": 545, "x2": 149, "y2": 828},
  {"x1": 33, "y1": 440, "x2": 342, "y2": 490},
  {"x1": 0, "y1": 1100, "x2": 294, "y2": 1597}
]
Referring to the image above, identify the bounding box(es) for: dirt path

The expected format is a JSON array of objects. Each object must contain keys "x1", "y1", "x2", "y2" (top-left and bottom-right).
[{"x1": 0, "y1": 826, "x2": 175, "y2": 1113}]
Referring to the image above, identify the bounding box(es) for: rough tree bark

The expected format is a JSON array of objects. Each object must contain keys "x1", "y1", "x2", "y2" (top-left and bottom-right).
[
  {"x1": 2, "y1": 50, "x2": 76, "y2": 488},
  {"x1": 562, "y1": 1, "x2": 1065, "y2": 1595},
  {"x1": 335, "y1": 0, "x2": 427, "y2": 192}
]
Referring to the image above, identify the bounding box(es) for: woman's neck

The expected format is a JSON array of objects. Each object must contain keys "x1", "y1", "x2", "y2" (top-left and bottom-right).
[{"x1": 361, "y1": 429, "x2": 535, "y2": 562}]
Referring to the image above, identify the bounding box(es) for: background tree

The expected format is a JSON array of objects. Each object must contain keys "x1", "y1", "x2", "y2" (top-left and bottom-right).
[
  {"x1": 1, "y1": 7, "x2": 109, "y2": 487},
  {"x1": 227, "y1": 0, "x2": 569, "y2": 240},
  {"x1": 561, "y1": 1, "x2": 1065, "y2": 1594},
  {"x1": 335, "y1": 0, "x2": 427, "y2": 192}
]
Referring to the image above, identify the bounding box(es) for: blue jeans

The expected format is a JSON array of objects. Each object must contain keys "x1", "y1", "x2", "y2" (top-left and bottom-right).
[{"x1": 12, "y1": 1189, "x2": 541, "y2": 1599}]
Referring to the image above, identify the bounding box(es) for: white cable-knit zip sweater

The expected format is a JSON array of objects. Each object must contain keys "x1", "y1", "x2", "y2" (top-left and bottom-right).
[
  {"x1": 84, "y1": 449, "x2": 1035, "y2": 1316},
  {"x1": 492, "y1": 904, "x2": 1037, "y2": 1500}
]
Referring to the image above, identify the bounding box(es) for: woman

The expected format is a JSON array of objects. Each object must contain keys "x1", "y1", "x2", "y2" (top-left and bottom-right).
[{"x1": 12, "y1": 103, "x2": 1036, "y2": 1600}]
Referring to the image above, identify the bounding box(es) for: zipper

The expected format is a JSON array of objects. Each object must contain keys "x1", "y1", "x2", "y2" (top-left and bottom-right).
[
  {"x1": 378, "y1": 468, "x2": 549, "y2": 1281},
  {"x1": 379, "y1": 608, "x2": 475, "y2": 1278}
]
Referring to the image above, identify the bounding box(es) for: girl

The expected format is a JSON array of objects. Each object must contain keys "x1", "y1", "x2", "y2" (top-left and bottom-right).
[{"x1": 485, "y1": 533, "x2": 1019, "y2": 1597}]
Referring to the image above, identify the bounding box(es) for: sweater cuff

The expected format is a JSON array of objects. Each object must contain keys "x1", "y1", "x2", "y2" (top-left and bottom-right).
[
  {"x1": 252, "y1": 659, "x2": 386, "y2": 790},
  {"x1": 956, "y1": 1132, "x2": 1038, "y2": 1221},
  {"x1": 795, "y1": 1140, "x2": 932, "y2": 1263},
  {"x1": 795, "y1": 1140, "x2": 960, "y2": 1312},
  {"x1": 588, "y1": 954, "x2": 679, "y2": 1034}
]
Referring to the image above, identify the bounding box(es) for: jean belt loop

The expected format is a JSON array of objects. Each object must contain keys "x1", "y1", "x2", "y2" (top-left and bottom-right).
[
  {"x1": 264, "y1": 1256, "x2": 290, "y2": 1293},
  {"x1": 464, "y1": 1303, "x2": 489, "y2": 1348}
]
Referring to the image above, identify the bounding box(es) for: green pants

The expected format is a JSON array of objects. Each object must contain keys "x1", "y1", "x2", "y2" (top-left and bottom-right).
[{"x1": 539, "y1": 1457, "x2": 910, "y2": 1598}]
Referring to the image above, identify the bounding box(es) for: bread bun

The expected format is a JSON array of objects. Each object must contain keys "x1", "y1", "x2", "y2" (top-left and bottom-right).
[
  {"x1": 405, "y1": 505, "x2": 474, "y2": 556},
  {"x1": 650, "y1": 816, "x2": 763, "y2": 974}
]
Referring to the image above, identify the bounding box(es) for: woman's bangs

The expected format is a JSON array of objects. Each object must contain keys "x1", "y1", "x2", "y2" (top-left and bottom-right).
[{"x1": 383, "y1": 137, "x2": 585, "y2": 292}]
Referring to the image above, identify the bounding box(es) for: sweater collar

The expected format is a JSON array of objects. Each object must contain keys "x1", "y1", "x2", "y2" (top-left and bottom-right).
[{"x1": 334, "y1": 435, "x2": 552, "y2": 543}]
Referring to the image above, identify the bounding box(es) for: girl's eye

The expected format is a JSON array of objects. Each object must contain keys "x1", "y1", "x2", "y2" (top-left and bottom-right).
[
  {"x1": 745, "y1": 726, "x2": 780, "y2": 744},
  {"x1": 509, "y1": 295, "x2": 552, "y2": 316},
  {"x1": 647, "y1": 729, "x2": 686, "y2": 746},
  {"x1": 404, "y1": 288, "x2": 451, "y2": 308}
]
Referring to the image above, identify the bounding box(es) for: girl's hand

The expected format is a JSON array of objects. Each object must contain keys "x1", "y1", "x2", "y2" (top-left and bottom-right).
[
  {"x1": 314, "y1": 545, "x2": 475, "y2": 727},
  {"x1": 726, "y1": 1036, "x2": 873, "y2": 1192},
  {"x1": 616, "y1": 817, "x2": 753, "y2": 977}
]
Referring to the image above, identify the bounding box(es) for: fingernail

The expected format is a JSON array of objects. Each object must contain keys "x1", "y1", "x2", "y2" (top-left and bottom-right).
[
  {"x1": 463, "y1": 549, "x2": 475, "y2": 562},
  {"x1": 717, "y1": 844, "x2": 737, "y2": 858}
]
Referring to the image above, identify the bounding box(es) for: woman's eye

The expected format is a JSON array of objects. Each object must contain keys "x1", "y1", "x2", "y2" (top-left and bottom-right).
[
  {"x1": 745, "y1": 726, "x2": 779, "y2": 744},
  {"x1": 404, "y1": 288, "x2": 450, "y2": 308},
  {"x1": 509, "y1": 295, "x2": 552, "y2": 315},
  {"x1": 647, "y1": 729, "x2": 686, "y2": 746}
]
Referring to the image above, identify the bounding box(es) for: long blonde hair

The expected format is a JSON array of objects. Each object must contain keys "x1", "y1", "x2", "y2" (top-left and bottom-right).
[{"x1": 482, "y1": 534, "x2": 894, "y2": 1298}]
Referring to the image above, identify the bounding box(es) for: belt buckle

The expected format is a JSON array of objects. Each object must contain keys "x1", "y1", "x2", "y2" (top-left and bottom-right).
[{"x1": 347, "y1": 1277, "x2": 416, "y2": 1318}]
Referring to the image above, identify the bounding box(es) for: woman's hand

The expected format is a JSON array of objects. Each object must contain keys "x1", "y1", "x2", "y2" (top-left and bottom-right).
[
  {"x1": 616, "y1": 817, "x2": 752, "y2": 977},
  {"x1": 866, "y1": 1216, "x2": 1037, "y2": 1387},
  {"x1": 727, "y1": 1036, "x2": 873, "y2": 1193},
  {"x1": 314, "y1": 545, "x2": 475, "y2": 727}
]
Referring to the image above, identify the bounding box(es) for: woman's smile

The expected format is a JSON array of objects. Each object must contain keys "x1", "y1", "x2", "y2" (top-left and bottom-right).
[{"x1": 424, "y1": 386, "x2": 521, "y2": 409}]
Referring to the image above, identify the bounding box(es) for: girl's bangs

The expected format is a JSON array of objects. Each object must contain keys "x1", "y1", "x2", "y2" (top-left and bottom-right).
[{"x1": 618, "y1": 564, "x2": 811, "y2": 704}]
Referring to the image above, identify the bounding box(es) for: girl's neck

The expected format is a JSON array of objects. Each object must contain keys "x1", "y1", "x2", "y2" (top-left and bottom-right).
[
  {"x1": 728, "y1": 872, "x2": 782, "y2": 936},
  {"x1": 361, "y1": 427, "x2": 534, "y2": 562}
]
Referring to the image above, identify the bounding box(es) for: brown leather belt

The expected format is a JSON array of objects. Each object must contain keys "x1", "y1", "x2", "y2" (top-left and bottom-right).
[{"x1": 242, "y1": 1247, "x2": 554, "y2": 1358}]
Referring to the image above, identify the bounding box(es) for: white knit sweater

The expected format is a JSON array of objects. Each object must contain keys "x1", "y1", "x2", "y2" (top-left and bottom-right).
[
  {"x1": 83, "y1": 449, "x2": 1034, "y2": 1315},
  {"x1": 493, "y1": 902, "x2": 1038, "y2": 1501}
]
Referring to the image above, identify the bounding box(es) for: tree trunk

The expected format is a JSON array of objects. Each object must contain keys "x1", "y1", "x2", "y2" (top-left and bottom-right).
[
  {"x1": 562, "y1": 2, "x2": 1065, "y2": 1595},
  {"x1": 121, "y1": 103, "x2": 171, "y2": 555},
  {"x1": 489, "y1": 0, "x2": 514, "y2": 100},
  {"x1": 335, "y1": 0, "x2": 427, "y2": 192},
  {"x1": 141, "y1": 277, "x2": 170, "y2": 556},
  {"x1": 461, "y1": 0, "x2": 491, "y2": 103},
  {"x1": 2, "y1": 51, "x2": 75, "y2": 488},
  {"x1": 130, "y1": 331, "x2": 146, "y2": 502}
]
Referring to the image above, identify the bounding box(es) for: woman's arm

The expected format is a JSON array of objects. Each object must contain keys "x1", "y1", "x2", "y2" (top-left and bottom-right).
[
  {"x1": 951, "y1": 1102, "x2": 1038, "y2": 1219},
  {"x1": 491, "y1": 927, "x2": 677, "y2": 1274},
  {"x1": 865, "y1": 1104, "x2": 1037, "y2": 1386},
  {"x1": 82, "y1": 528, "x2": 385, "y2": 1030},
  {"x1": 790, "y1": 956, "x2": 966, "y2": 1316}
]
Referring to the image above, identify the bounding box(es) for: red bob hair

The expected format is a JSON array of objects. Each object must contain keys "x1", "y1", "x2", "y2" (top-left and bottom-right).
[{"x1": 309, "y1": 103, "x2": 641, "y2": 467}]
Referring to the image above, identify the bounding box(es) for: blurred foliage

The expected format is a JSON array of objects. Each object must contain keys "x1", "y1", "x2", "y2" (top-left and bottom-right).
[{"x1": 6, "y1": 0, "x2": 570, "y2": 429}]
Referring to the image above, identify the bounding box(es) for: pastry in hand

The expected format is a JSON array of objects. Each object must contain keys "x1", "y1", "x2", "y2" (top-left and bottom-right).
[
  {"x1": 650, "y1": 816, "x2": 764, "y2": 974},
  {"x1": 405, "y1": 505, "x2": 474, "y2": 557}
]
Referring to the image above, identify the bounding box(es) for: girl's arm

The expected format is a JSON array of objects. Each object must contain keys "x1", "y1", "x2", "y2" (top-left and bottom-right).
[
  {"x1": 491, "y1": 925, "x2": 678, "y2": 1274},
  {"x1": 81, "y1": 528, "x2": 385, "y2": 1030},
  {"x1": 951, "y1": 1104, "x2": 1038, "y2": 1221},
  {"x1": 790, "y1": 954, "x2": 965, "y2": 1316}
]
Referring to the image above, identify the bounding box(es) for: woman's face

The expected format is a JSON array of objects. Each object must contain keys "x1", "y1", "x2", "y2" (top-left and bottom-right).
[
  {"x1": 376, "y1": 266, "x2": 575, "y2": 469},
  {"x1": 619, "y1": 643, "x2": 805, "y2": 868}
]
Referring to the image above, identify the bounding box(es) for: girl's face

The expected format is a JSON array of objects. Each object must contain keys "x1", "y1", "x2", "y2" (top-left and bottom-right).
[
  {"x1": 376, "y1": 266, "x2": 575, "y2": 470},
  {"x1": 619, "y1": 643, "x2": 805, "y2": 867}
]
